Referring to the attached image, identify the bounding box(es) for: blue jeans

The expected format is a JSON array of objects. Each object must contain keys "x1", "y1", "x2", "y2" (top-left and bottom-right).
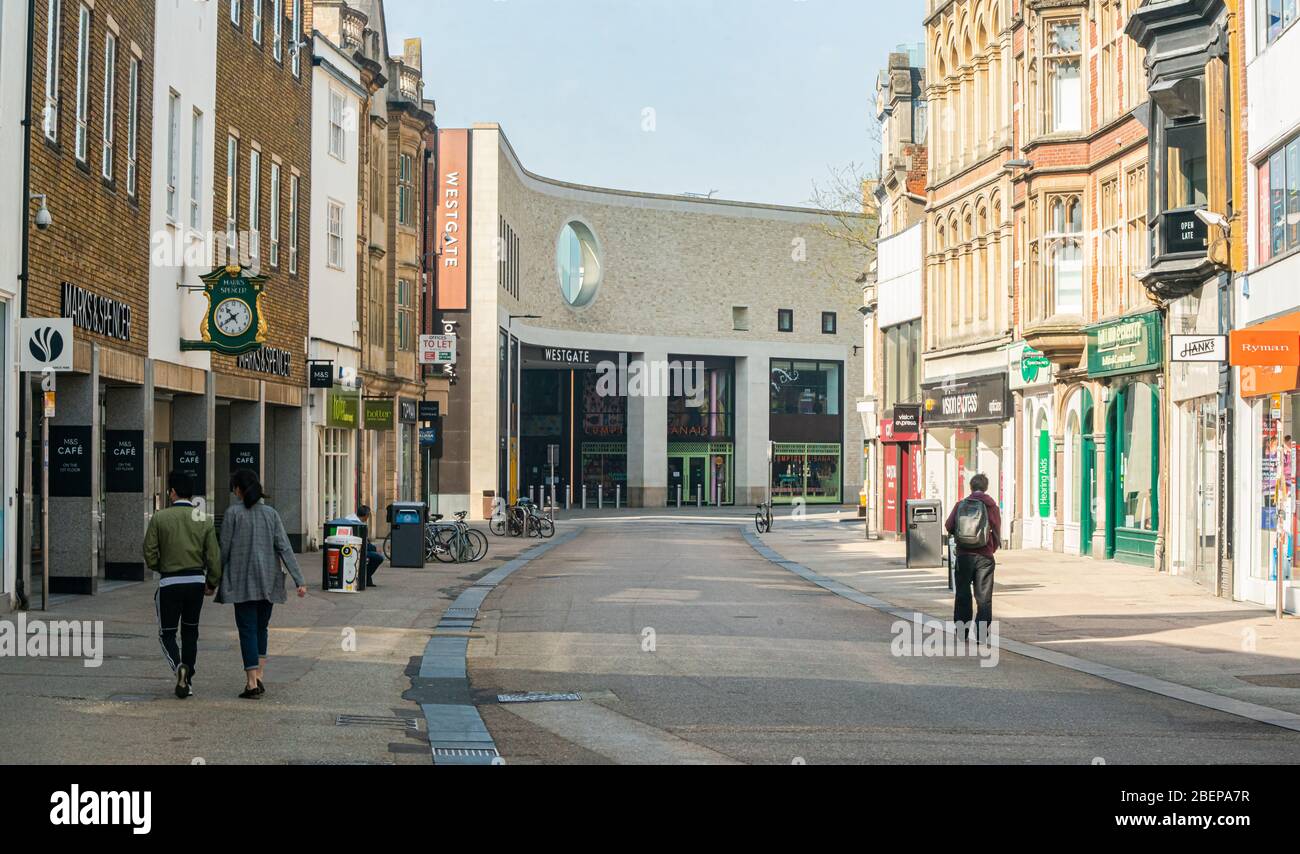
[{"x1": 233, "y1": 600, "x2": 274, "y2": 671}]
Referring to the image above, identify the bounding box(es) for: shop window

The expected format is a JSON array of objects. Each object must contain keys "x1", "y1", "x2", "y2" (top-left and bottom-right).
[
  {"x1": 1119, "y1": 383, "x2": 1157, "y2": 532},
  {"x1": 581, "y1": 371, "x2": 625, "y2": 437},
  {"x1": 770, "y1": 359, "x2": 840, "y2": 416},
  {"x1": 771, "y1": 443, "x2": 841, "y2": 504},
  {"x1": 777, "y1": 309, "x2": 793, "y2": 332},
  {"x1": 1259, "y1": 134, "x2": 1300, "y2": 264},
  {"x1": 1259, "y1": 394, "x2": 1300, "y2": 580},
  {"x1": 668, "y1": 361, "x2": 733, "y2": 439}
]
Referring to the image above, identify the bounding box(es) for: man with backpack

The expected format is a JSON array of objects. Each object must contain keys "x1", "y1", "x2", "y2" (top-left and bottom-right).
[{"x1": 945, "y1": 473, "x2": 1001, "y2": 644}]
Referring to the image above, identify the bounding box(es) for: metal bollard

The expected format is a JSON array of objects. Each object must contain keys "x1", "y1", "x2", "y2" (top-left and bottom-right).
[
  {"x1": 714, "y1": 483, "x2": 721, "y2": 507},
  {"x1": 566, "y1": 483, "x2": 571, "y2": 510},
  {"x1": 696, "y1": 483, "x2": 702, "y2": 508},
  {"x1": 582, "y1": 483, "x2": 587, "y2": 510},
  {"x1": 598, "y1": 485, "x2": 603, "y2": 509},
  {"x1": 676, "y1": 484, "x2": 681, "y2": 508},
  {"x1": 615, "y1": 483, "x2": 621, "y2": 509}
]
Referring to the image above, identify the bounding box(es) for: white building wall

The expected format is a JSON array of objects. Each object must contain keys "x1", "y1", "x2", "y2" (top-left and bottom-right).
[
  {"x1": 147, "y1": 0, "x2": 216, "y2": 369},
  {"x1": 0, "y1": 0, "x2": 28, "y2": 603}
]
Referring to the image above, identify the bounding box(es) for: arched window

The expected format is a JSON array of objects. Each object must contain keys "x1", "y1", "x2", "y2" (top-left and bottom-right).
[{"x1": 1045, "y1": 196, "x2": 1084, "y2": 315}]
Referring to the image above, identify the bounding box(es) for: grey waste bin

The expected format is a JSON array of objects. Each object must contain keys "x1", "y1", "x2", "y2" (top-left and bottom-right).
[
  {"x1": 905, "y1": 499, "x2": 945, "y2": 568},
  {"x1": 387, "y1": 501, "x2": 428, "y2": 568}
]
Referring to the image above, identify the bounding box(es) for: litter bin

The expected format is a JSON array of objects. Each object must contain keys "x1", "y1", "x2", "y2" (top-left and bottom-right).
[
  {"x1": 905, "y1": 499, "x2": 945, "y2": 568},
  {"x1": 322, "y1": 517, "x2": 369, "y2": 591},
  {"x1": 387, "y1": 501, "x2": 428, "y2": 568},
  {"x1": 323, "y1": 535, "x2": 364, "y2": 593}
]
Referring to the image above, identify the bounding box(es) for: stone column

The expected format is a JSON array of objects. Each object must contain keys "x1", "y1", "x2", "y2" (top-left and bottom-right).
[
  {"x1": 626, "y1": 349, "x2": 668, "y2": 508},
  {"x1": 1091, "y1": 426, "x2": 1110, "y2": 560},
  {"x1": 735, "y1": 355, "x2": 770, "y2": 507},
  {"x1": 227, "y1": 396, "x2": 264, "y2": 482},
  {"x1": 1052, "y1": 432, "x2": 1066, "y2": 553},
  {"x1": 103, "y1": 367, "x2": 153, "y2": 581},
  {"x1": 46, "y1": 350, "x2": 100, "y2": 595},
  {"x1": 267, "y1": 402, "x2": 306, "y2": 550},
  {"x1": 172, "y1": 373, "x2": 216, "y2": 512}
]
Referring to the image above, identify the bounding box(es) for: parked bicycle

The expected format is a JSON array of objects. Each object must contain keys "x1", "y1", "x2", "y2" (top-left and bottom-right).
[
  {"x1": 382, "y1": 510, "x2": 488, "y2": 563},
  {"x1": 755, "y1": 501, "x2": 772, "y2": 534}
]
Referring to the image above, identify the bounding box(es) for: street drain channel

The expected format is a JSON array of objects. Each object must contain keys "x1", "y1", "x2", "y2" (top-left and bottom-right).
[
  {"x1": 433, "y1": 746, "x2": 499, "y2": 764},
  {"x1": 497, "y1": 691, "x2": 582, "y2": 704},
  {"x1": 335, "y1": 714, "x2": 421, "y2": 731}
]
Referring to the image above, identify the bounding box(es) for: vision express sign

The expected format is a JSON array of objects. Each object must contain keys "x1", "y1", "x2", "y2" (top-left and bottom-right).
[{"x1": 921, "y1": 373, "x2": 1010, "y2": 426}]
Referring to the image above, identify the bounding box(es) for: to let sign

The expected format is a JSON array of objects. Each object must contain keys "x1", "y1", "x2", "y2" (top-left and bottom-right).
[{"x1": 418, "y1": 334, "x2": 456, "y2": 365}]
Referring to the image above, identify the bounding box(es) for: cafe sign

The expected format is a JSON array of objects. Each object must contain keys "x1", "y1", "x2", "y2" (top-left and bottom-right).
[
  {"x1": 180, "y1": 265, "x2": 269, "y2": 356},
  {"x1": 1086, "y1": 311, "x2": 1163, "y2": 378}
]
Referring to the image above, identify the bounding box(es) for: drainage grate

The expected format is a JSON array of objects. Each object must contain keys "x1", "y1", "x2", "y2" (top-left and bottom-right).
[
  {"x1": 433, "y1": 746, "x2": 499, "y2": 760},
  {"x1": 335, "y1": 714, "x2": 420, "y2": 731},
  {"x1": 497, "y1": 691, "x2": 581, "y2": 704},
  {"x1": 443, "y1": 608, "x2": 477, "y2": 619}
]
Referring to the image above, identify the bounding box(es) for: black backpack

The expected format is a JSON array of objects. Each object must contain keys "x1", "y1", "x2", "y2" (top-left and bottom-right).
[{"x1": 953, "y1": 496, "x2": 990, "y2": 550}]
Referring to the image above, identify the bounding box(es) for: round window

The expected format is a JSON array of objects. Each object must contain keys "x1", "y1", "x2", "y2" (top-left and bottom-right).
[{"x1": 556, "y1": 220, "x2": 602, "y2": 307}]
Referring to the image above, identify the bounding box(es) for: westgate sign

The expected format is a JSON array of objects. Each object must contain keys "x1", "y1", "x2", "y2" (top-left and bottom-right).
[{"x1": 435, "y1": 129, "x2": 470, "y2": 311}]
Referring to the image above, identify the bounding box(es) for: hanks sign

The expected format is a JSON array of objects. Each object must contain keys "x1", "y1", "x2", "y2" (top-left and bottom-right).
[{"x1": 435, "y1": 129, "x2": 470, "y2": 311}]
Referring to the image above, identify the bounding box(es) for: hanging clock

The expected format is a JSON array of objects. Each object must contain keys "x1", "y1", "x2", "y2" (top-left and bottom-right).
[{"x1": 181, "y1": 265, "x2": 269, "y2": 356}]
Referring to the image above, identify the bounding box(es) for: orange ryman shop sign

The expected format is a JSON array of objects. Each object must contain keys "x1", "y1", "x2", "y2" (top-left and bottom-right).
[{"x1": 1230, "y1": 313, "x2": 1300, "y2": 397}]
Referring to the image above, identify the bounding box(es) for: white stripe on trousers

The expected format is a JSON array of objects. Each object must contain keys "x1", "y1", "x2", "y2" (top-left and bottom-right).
[{"x1": 155, "y1": 586, "x2": 179, "y2": 673}]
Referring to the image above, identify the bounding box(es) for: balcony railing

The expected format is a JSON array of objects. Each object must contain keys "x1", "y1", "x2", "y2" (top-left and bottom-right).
[
  {"x1": 341, "y1": 6, "x2": 366, "y2": 50},
  {"x1": 398, "y1": 65, "x2": 421, "y2": 101}
]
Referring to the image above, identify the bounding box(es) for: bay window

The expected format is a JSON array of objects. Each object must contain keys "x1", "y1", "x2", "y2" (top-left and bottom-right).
[
  {"x1": 1259, "y1": 133, "x2": 1300, "y2": 264},
  {"x1": 1045, "y1": 19, "x2": 1082, "y2": 134}
]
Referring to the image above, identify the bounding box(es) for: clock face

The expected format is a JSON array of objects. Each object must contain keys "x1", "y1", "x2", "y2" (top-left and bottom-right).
[{"x1": 214, "y1": 298, "x2": 253, "y2": 337}]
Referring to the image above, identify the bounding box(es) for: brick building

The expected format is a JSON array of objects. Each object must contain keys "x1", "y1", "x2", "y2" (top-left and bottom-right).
[{"x1": 24, "y1": 0, "x2": 155, "y2": 593}]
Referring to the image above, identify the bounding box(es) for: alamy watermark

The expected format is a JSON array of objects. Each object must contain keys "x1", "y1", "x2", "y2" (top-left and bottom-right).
[
  {"x1": 594, "y1": 356, "x2": 704, "y2": 404},
  {"x1": 0, "y1": 615, "x2": 103, "y2": 668},
  {"x1": 890, "y1": 615, "x2": 1000, "y2": 668}
]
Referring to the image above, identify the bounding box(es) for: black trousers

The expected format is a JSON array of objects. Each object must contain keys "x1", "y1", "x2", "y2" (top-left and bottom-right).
[
  {"x1": 953, "y1": 553, "x2": 996, "y2": 641},
  {"x1": 156, "y1": 582, "x2": 205, "y2": 675},
  {"x1": 365, "y1": 544, "x2": 384, "y2": 582}
]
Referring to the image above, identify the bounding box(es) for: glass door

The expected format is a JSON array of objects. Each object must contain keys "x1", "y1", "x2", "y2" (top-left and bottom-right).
[
  {"x1": 1193, "y1": 402, "x2": 1219, "y2": 583},
  {"x1": 667, "y1": 456, "x2": 685, "y2": 503},
  {"x1": 689, "y1": 457, "x2": 707, "y2": 503}
]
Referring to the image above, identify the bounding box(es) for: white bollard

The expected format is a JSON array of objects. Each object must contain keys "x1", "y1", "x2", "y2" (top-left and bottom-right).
[
  {"x1": 615, "y1": 483, "x2": 621, "y2": 509},
  {"x1": 566, "y1": 483, "x2": 571, "y2": 510},
  {"x1": 582, "y1": 483, "x2": 587, "y2": 510},
  {"x1": 715, "y1": 483, "x2": 721, "y2": 507},
  {"x1": 696, "y1": 483, "x2": 702, "y2": 508},
  {"x1": 676, "y1": 484, "x2": 681, "y2": 508},
  {"x1": 598, "y1": 485, "x2": 603, "y2": 509}
]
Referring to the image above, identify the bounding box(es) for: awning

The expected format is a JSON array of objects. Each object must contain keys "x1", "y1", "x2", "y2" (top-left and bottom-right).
[{"x1": 1231, "y1": 312, "x2": 1300, "y2": 398}]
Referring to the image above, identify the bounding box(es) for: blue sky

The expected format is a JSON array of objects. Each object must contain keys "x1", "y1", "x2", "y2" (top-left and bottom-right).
[{"x1": 385, "y1": 0, "x2": 926, "y2": 208}]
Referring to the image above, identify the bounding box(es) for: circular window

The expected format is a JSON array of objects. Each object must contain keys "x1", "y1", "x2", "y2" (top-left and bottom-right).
[{"x1": 556, "y1": 220, "x2": 602, "y2": 307}]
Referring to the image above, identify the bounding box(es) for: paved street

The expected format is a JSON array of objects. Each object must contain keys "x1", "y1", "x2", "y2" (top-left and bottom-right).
[{"x1": 470, "y1": 518, "x2": 1300, "y2": 764}]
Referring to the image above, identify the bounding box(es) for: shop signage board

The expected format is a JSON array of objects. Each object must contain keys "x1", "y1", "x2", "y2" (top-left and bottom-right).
[
  {"x1": 104, "y1": 430, "x2": 144, "y2": 493},
  {"x1": 1085, "y1": 311, "x2": 1163, "y2": 378},
  {"x1": 61, "y1": 281, "x2": 132, "y2": 342},
  {"x1": 363, "y1": 399, "x2": 395, "y2": 431},
  {"x1": 892, "y1": 404, "x2": 922, "y2": 436},
  {"x1": 1164, "y1": 208, "x2": 1208, "y2": 255},
  {"x1": 49, "y1": 426, "x2": 92, "y2": 497},
  {"x1": 920, "y1": 373, "x2": 1010, "y2": 426},
  {"x1": 522, "y1": 344, "x2": 623, "y2": 370},
  {"x1": 20, "y1": 317, "x2": 74, "y2": 372},
  {"x1": 171, "y1": 441, "x2": 207, "y2": 496},
  {"x1": 326, "y1": 391, "x2": 359, "y2": 430},
  {"x1": 180, "y1": 265, "x2": 269, "y2": 356},
  {"x1": 398, "y1": 398, "x2": 419, "y2": 424},
  {"x1": 1037, "y1": 429, "x2": 1051, "y2": 518},
  {"x1": 420, "y1": 418, "x2": 443, "y2": 458},
  {"x1": 418, "y1": 400, "x2": 440, "y2": 421},
  {"x1": 418, "y1": 334, "x2": 457, "y2": 365},
  {"x1": 1229, "y1": 329, "x2": 1300, "y2": 366},
  {"x1": 230, "y1": 443, "x2": 260, "y2": 475},
  {"x1": 1171, "y1": 334, "x2": 1227, "y2": 363},
  {"x1": 309, "y1": 362, "x2": 334, "y2": 388}
]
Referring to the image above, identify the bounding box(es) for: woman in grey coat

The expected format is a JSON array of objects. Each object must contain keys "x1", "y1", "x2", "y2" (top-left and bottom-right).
[{"x1": 219, "y1": 469, "x2": 307, "y2": 699}]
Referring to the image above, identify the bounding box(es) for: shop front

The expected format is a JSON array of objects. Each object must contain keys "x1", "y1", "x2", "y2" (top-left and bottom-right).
[
  {"x1": 1229, "y1": 315, "x2": 1300, "y2": 610},
  {"x1": 879, "y1": 405, "x2": 922, "y2": 537},
  {"x1": 920, "y1": 371, "x2": 1010, "y2": 530},
  {"x1": 1009, "y1": 343, "x2": 1057, "y2": 551},
  {"x1": 1086, "y1": 311, "x2": 1164, "y2": 567},
  {"x1": 769, "y1": 358, "x2": 844, "y2": 505}
]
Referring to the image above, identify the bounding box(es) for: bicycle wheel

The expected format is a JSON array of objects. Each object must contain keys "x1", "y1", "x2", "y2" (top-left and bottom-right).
[
  {"x1": 424, "y1": 529, "x2": 438, "y2": 562},
  {"x1": 536, "y1": 517, "x2": 555, "y2": 539},
  {"x1": 382, "y1": 536, "x2": 392, "y2": 560},
  {"x1": 451, "y1": 531, "x2": 474, "y2": 563},
  {"x1": 489, "y1": 516, "x2": 507, "y2": 537},
  {"x1": 466, "y1": 529, "x2": 489, "y2": 561},
  {"x1": 431, "y1": 527, "x2": 457, "y2": 563},
  {"x1": 508, "y1": 510, "x2": 525, "y2": 537}
]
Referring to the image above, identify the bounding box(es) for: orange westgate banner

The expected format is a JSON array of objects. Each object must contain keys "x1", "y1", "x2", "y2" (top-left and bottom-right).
[{"x1": 435, "y1": 129, "x2": 470, "y2": 311}]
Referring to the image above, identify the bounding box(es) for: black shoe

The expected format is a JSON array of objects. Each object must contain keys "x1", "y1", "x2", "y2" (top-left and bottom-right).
[
  {"x1": 239, "y1": 685, "x2": 261, "y2": 699},
  {"x1": 175, "y1": 665, "x2": 192, "y2": 699},
  {"x1": 257, "y1": 679, "x2": 265, "y2": 695},
  {"x1": 367, "y1": 580, "x2": 378, "y2": 588}
]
